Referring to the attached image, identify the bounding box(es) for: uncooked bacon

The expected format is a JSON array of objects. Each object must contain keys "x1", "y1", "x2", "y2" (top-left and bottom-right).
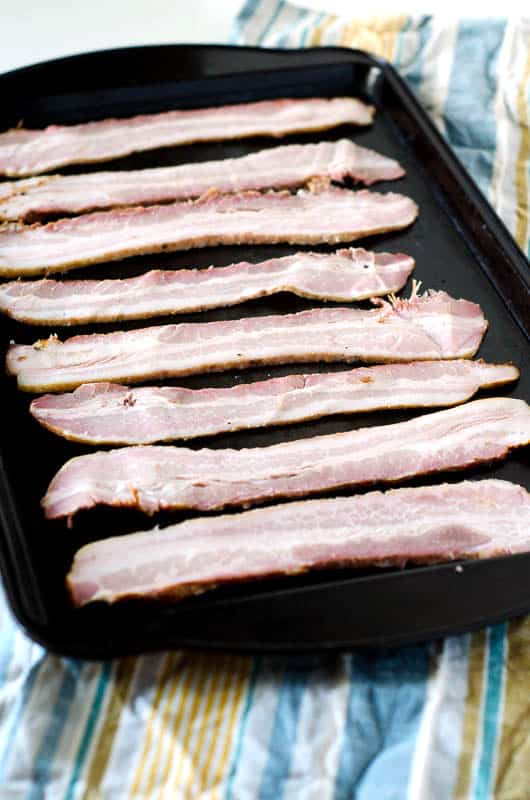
[
  {"x1": 42, "y1": 397, "x2": 530, "y2": 521},
  {"x1": 7, "y1": 290, "x2": 488, "y2": 392},
  {"x1": 0, "y1": 248, "x2": 414, "y2": 325},
  {"x1": 66, "y1": 479, "x2": 530, "y2": 606},
  {"x1": 0, "y1": 140, "x2": 403, "y2": 221},
  {"x1": 0, "y1": 97, "x2": 374, "y2": 177},
  {"x1": 0, "y1": 187, "x2": 418, "y2": 277},
  {"x1": 30, "y1": 360, "x2": 518, "y2": 445}
]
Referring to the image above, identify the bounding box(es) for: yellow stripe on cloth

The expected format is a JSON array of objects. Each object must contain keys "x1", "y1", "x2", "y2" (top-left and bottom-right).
[
  {"x1": 152, "y1": 655, "x2": 205, "y2": 798},
  {"x1": 83, "y1": 657, "x2": 137, "y2": 800},
  {"x1": 128, "y1": 651, "x2": 252, "y2": 798},
  {"x1": 308, "y1": 14, "x2": 337, "y2": 47},
  {"x1": 129, "y1": 652, "x2": 182, "y2": 797},
  {"x1": 515, "y1": 47, "x2": 530, "y2": 250},
  {"x1": 209, "y1": 658, "x2": 251, "y2": 800},
  {"x1": 166, "y1": 658, "x2": 221, "y2": 795},
  {"x1": 453, "y1": 630, "x2": 487, "y2": 798},
  {"x1": 179, "y1": 658, "x2": 227, "y2": 795},
  {"x1": 193, "y1": 662, "x2": 235, "y2": 795},
  {"x1": 338, "y1": 16, "x2": 408, "y2": 62},
  {"x1": 179, "y1": 656, "x2": 251, "y2": 799},
  {"x1": 494, "y1": 618, "x2": 530, "y2": 798}
]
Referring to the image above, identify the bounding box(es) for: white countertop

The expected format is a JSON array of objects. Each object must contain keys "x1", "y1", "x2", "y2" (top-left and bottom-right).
[{"x1": 0, "y1": 0, "x2": 244, "y2": 75}]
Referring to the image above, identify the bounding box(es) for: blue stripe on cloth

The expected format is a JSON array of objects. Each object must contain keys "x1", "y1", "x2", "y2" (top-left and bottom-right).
[
  {"x1": 392, "y1": 16, "x2": 412, "y2": 69},
  {"x1": 0, "y1": 653, "x2": 45, "y2": 781},
  {"x1": 400, "y1": 16, "x2": 432, "y2": 92},
  {"x1": 225, "y1": 658, "x2": 262, "y2": 800},
  {"x1": 471, "y1": 624, "x2": 506, "y2": 800},
  {"x1": 275, "y1": 6, "x2": 306, "y2": 48},
  {"x1": 63, "y1": 663, "x2": 112, "y2": 800},
  {"x1": 257, "y1": 663, "x2": 309, "y2": 800},
  {"x1": 0, "y1": 600, "x2": 17, "y2": 694},
  {"x1": 229, "y1": 0, "x2": 261, "y2": 44},
  {"x1": 443, "y1": 18, "x2": 507, "y2": 195},
  {"x1": 333, "y1": 646, "x2": 430, "y2": 800},
  {"x1": 257, "y1": 0, "x2": 285, "y2": 46},
  {"x1": 27, "y1": 659, "x2": 82, "y2": 800}
]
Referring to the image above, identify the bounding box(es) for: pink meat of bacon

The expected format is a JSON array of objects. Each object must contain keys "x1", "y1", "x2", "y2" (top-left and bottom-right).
[
  {"x1": 0, "y1": 97, "x2": 374, "y2": 177},
  {"x1": 0, "y1": 140, "x2": 404, "y2": 221},
  {"x1": 30, "y1": 360, "x2": 519, "y2": 445},
  {"x1": 7, "y1": 290, "x2": 488, "y2": 393},
  {"x1": 42, "y1": 397, "x2": 530, "y2": 521},
  {"x1": 66, "y1": 479, "x2": 530, "y2": 606},
  {"x1": 0, "y1": 248, "x2": 415, "y2": 326},
  {"x1": 0, "y1": 187, "x2": 418, "y2": 277}
]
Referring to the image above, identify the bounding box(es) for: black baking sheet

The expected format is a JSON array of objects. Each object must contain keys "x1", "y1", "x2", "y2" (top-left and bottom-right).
[{"x1": 0, "y1": 45, "x2": 528, "y2": 658}]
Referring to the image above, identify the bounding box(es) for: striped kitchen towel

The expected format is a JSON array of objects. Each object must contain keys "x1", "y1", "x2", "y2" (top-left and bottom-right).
[
  {"x1": 0, "y1": 6, "x2": 529, "y2": 799},
  {"x1": 233, "y1": 5, "x2": 530, "y2": 256}
]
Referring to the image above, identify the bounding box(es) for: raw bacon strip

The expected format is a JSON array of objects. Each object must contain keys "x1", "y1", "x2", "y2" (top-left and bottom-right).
[
  {"x1": 0, "y1": 140, "x2": 403, "y2": 222},
  {"x1": 42, "y1": 397, "x2": 530, "y2": 520},
  {"x1": 0, "y1": 187, "x2": 418, "y2": 277},
  {"x1": 30, "y1": 360, "x2": 519, "y2": 445},
  {"x1": 66, "y1": 479, "x2": 530, "y2": 606},
  {"x1": 0, "y1": 248, "x2": 415, "y2": 326},
  {"x1": 7, "y1": 291, "x2": 488, "y2": 393},
  {"x1": 0, "y1": 97, "x2": 374, "y2": 178}
]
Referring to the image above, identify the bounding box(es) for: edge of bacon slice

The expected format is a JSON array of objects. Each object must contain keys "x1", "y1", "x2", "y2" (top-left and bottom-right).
[
  {"x1": 0, "y1": 248, "x2": 415, "y2": 325},
  {"x1": 0, "y1": 187, "x2": 418, "y2": 277},
  {"x1": 30, "y1": 360, "x2": 519, "y2": 445},
  {"x1": 0, "y1": 97, "x2": 375, "y2": 178},
  {"x1": 66, "y1": 479, "x2": 530, "y2": 606},
  {"x1": 7, "y1": 290, "x2": 488, "y2": 393},
  {"x1": 42, "y1": 397, "x2": 530, "y2": 521},
  {"x1": 0, "y1": 140, "x2": 404, "y2": 222}
]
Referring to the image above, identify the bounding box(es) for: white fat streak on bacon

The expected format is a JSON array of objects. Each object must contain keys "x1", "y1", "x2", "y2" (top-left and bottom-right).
[
  {"x1": 0, "y1": 248, "x2": 414, "y2": 325},
  {"x1": 66, "y1": 479, "x2": 530, "y2": 606},
  {"x1": 0, "y1": 97, "x2": 374, "y2": 177},
  {"x1": 42, "y1": 397, "x2": 530, "y2": 521},
  {"x1": 0, "y1": 140, "x2": 403, "y2": 221},
  {"x1": 30, "y1": 360, "x2": 519, "y2": 445},
  {"x1": 6, "y1": 290, "x2": 488, "y2": 393},
  {"x1": 0, "y1": 187, "x2": 418, "y2": 277}
]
